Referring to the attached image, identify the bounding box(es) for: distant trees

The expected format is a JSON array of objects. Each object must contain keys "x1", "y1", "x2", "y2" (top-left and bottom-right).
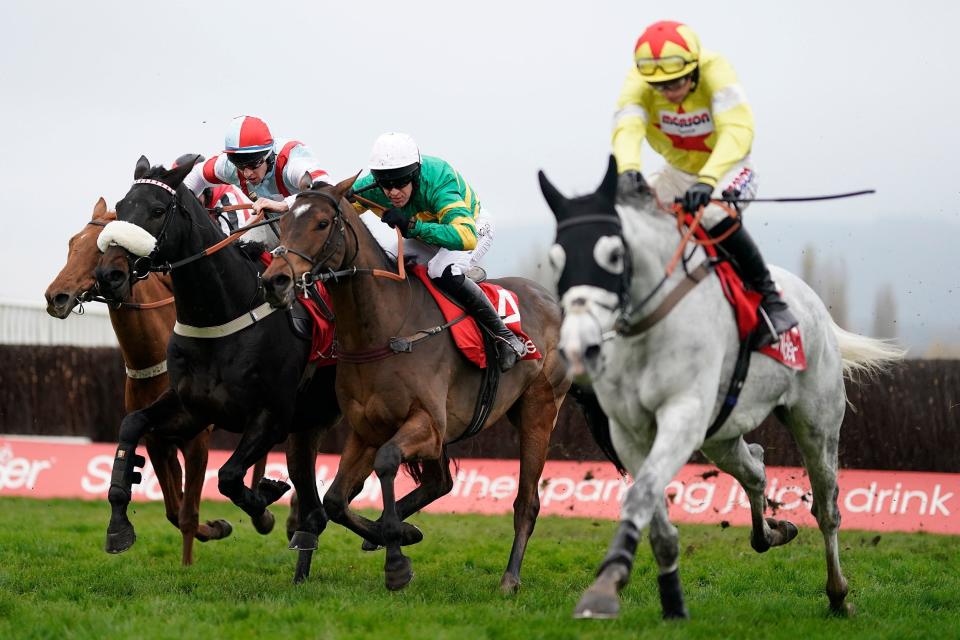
[{"x1": 800, "y1": 243, "x2": 850, "y2": 328}]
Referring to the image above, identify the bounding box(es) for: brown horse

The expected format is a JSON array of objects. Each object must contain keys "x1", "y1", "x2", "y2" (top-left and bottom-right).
[
  {"x1": 44, "y1": 197, "x2": 273, "y2": 565},
  {"x1": 261, "y1": 178, "x2": 571, "y2": 593}
]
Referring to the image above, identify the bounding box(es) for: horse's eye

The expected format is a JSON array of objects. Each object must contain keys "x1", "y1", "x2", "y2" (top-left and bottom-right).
[
  {"x1": 317, "y1": 220, "x2": 329, "y2": 230},
  {"x1": 151, "y1": 207, "x2": 165, "y2": 217}
]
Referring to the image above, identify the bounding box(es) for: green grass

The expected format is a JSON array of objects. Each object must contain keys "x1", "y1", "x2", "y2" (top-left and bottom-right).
[{"x1": 0, "y1": 497, "x2": 957, "y2": 639}]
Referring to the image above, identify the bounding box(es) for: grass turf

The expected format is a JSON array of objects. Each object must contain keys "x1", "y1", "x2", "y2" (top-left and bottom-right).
[{"x1": 0, "y1": 497, "x2": 957, "y2": 639}]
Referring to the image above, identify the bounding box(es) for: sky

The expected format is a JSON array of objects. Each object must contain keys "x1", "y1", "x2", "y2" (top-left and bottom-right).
[{"x1": 3, "y1": 0, "x2": 958, "y2": 350}]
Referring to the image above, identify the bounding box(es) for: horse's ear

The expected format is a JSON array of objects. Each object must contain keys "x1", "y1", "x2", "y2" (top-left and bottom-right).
[
  {"x1": 598, "y1": 155, "x2": 618, "y2": 201},
  {"x1": 164, "y1": 154, "x2": 199, "y2": 187},
  {"x1": 93, "y1": 197, "x2": 107, "y2": 217},
  {"x1": 298, "y1": 172, "x2": 314, "y2": 192},
  {"x1": 538, "y1": 170, "x2": 568, "y2": 220},
  {"x1": 134, "y1": 156, "x2": 150, "y2": 180},
  {"x1": 332, "y1": 173, "x2": 360, "y2": 201}
]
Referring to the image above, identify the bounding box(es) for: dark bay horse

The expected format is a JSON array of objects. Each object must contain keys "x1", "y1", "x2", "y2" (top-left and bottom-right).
[
  {"x1": 44, "y1": 197, "x2": 274, "y2": 565},
  {"x1": 261, "y1": 178, "x2": 571, "y2": 593},
  {"x1": 94, "y1": 157, "x2": 340, "y2": 583}
]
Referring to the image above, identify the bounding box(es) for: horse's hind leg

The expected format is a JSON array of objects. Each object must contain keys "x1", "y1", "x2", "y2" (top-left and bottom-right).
[
  {"x1": 782, "y1": 406, "x2": 850, "y2": 614},
  {"x1": 701, "y1": 436, "x2": 798, "y2": 553},
  {"x1": 500, "y1": 372, "x2": 562, "y2": 594},
  {"x1": 286, "y1": 428, "x2": 328, "y2": 584},
  {"x1": 143, "y1": 434, "x2": 183, "y2": 530}
]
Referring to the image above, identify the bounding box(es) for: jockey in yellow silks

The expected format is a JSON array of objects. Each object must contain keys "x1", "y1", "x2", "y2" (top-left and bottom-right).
[{"x1": 613, "y1": 20, "x2": 797, "y2": 345}]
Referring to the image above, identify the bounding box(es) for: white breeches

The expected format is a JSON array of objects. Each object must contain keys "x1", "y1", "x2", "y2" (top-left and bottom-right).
[
  {"x1": 360, "y1": 207, "x2": 494, "y2": 278},
  {"x1": 650, "y1": 158, "x2": 758, "y2": 229}
]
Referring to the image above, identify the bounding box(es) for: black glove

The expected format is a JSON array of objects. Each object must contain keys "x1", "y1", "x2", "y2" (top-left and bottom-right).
[
  {"x1": 616, "y1": 170, "x2": 648, "y2": 199},
  {"x1": 682, "y1": 181, "x2": 714, "y2": 214},
  {"x1": 381, "y1": 208, "x2": 412, "y2": 237}
]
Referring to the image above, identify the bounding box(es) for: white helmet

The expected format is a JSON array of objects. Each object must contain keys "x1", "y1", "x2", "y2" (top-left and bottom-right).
[{"x1": 369, "y1": 133, "x2": 421, "y2": 188}]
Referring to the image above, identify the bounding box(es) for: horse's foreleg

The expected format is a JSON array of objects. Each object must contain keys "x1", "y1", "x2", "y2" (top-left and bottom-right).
[
  {"x1": 217, "y1": 411, "x2": 289, "y2": 518},
  {"x1": 375, "y1": 412, "x2": 439, "y2": 591},
  {"x1": 285, "y1": 428, "x2": 327, "y2": 584},
  {"x1": 248, "y1": 454, "x2": 276, "y2": 535},
  {"x1": 648, "y1": 499, "x2": 688, "y2": 619},
  {"x1": 574, "y1": 396, "x2": 703, "y2": 620},
  {"x1": 324, "y1": 432, "x2": 424, "y2": 548},
  {"x1": 106, "y1": 389, "x2": 193, "y2": 554},
  {"x1": 500, "y1": 376, "x2": 561, "y2": 594},
  {"x1": 702, "y1": 437, "x2": 798, "y2": 554}
]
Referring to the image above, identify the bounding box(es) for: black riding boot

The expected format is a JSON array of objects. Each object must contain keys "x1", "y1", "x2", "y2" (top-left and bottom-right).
[
  {"x1": 710, "y1": 220, "x2": 798, "y2": 346},
  {"x1": 435, "y1": 267, "x2": 526, "y2": 371}
]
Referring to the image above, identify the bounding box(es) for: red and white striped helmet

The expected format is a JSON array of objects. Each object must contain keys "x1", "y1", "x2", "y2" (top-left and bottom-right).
[{"x1": 223, "y1": 115, "x2": 274, "y2": 155}]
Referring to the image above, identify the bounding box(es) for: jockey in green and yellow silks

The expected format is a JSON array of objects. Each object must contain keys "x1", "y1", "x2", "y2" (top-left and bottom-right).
[
  {"x1": 349, "y1": 133, "x2": 526, "y2": 371},
  {"x1": 613, "y1": 20, "x2": 797, "y2": 346}
]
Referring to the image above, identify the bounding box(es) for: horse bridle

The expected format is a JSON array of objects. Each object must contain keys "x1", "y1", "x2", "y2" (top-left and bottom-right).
[{"x1": 270, "y1": 190, "x2": 357, "y2": 290}]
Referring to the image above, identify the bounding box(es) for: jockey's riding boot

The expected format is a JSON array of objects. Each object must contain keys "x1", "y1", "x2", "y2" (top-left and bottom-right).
[
  {"x1": 436, "y1": 267, "x2": 527, "y2": 371},
  {"x1": 711, "y1": 221, "x2": 798, "y2": 346}
]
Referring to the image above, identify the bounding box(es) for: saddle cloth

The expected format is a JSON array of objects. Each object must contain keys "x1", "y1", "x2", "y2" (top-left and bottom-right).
[
  {"x1": 260, "y1": 253, "x2": 336, "y2": 365},
  {"x1": 693, "y1": 226, "x2": 807, "y2": 371},
  {"x1": 411, "y1": 264, "x2": 542, "y2": 369}
]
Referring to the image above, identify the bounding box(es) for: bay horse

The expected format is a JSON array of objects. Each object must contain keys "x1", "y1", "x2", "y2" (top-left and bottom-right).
[
  {"x1": 44, "y1": 197, "x2": 274, "y2": 565},
  {"x1": 260, "y1": 177, "x2": 571, "y2": 593},
  {"x1": 94, "y1": 157, "x2": 340, "y2": 583},
  {"x1": 539, "y1": 157, "x2": 905, "y2": 619}
]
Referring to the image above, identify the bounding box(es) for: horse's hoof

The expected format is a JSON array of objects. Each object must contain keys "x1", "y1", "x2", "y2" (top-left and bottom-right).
[
  {"x1": 399, "y1": 522, "x2": 423, "y2": 546},
  {"x1": 288, "y1": 530, "x2": 319, "y2": 551},
  {"x1": 385, "y1": 555, "x2": 414, "y2": 591},
  {"x1": 252, "y1": 509, "x2": 276, "y2": 535},
  {"x1": 500, "y1": 573, "x2": 521, "y2": 595},
  {"x1": 361, "y1": 539, "x2": 382, "y2": 552},
  {"x1": 258, "y1": 477, "x2": 291, "y2": 505},
  {"x1": 105, "y1": 524, "x2": 136, "y2": 554},
  {"x1": 206, "y1": 519, "x2": 233, "y2": 540},
  {"x1": 767, "y1": 517, "x2": 799, "y2": 546},
  {"x1": 573, "y1": 588, "x2": 620, "y2": 619},
  {"x1": 829, "y1": 600, "x2": 855, "y2": 617}
]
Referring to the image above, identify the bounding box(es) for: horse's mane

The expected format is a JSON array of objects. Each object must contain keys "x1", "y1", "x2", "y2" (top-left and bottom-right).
[
  {"x1": 237, "y1": 240, "x2": 269, "y2": 262},
  {"x1": 299, "y1": 188, "x2": 398, "y2": 273}
]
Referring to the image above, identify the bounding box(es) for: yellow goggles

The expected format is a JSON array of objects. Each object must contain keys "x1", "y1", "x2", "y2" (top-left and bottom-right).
[{"x1": 635, "y1": 55, "x2": 692, "y2": 76}]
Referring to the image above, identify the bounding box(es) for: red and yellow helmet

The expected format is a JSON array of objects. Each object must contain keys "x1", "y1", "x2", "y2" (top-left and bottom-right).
[{"x1": 633, "y1": 21, "x2": 701, "y2": 82}]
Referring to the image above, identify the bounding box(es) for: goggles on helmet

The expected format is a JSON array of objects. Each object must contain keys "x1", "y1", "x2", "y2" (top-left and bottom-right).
[
  {"x1": 636, "y1": 55, "x2": 693, "y2": 77},
  {"x1": 372, "y1": 163, "x2": 419, "y2": 191},
  {"x1": 228, "y1": 151, "x2": 271, "y2": 171}
]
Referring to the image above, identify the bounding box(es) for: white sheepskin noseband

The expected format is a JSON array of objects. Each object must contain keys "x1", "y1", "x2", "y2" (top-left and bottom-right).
[{"x1": 97, "y1": 220, "x2": 158, "y2": 257}]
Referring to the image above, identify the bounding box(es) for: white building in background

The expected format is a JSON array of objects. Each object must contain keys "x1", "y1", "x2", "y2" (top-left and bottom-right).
[{"x1": 0, "y1": 299, "x2": 117, "y2": 347}]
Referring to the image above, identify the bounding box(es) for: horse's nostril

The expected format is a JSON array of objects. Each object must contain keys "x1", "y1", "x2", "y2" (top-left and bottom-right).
[
  {"x1": 52, "y1": 293, "x2": 70, "y2": 308},
  {"x1": 584, "y1": 344, "x2": 601, "y2": 363},
  {"x1": 272, "y1": 274, "x2": 291, "y2": 290},
  {"x1": 107, "y1": 269, "x2": 128, "y2": 286}
]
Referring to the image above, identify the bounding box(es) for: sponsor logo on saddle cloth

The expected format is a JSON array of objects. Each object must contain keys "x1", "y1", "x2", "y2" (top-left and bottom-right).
[{"x1": 411, "y1": 265, "x2": 542, "y2": 369}]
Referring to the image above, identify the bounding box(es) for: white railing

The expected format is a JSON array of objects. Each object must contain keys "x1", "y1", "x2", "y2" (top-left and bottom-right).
[{"x1": 0, "y1": 299, "x2": 117, "y2": 347}]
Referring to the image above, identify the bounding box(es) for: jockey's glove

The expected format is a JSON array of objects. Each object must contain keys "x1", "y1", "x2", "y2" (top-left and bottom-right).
[
  {"x1": 382, "y1": 208, "x2": 414, "y2": 237},
  {"x1": 682, "y1": 181, "x2": 714, "y2": 214},
  {"x1": 616, "y1": 170, "x2": 649, "y2": 199}
]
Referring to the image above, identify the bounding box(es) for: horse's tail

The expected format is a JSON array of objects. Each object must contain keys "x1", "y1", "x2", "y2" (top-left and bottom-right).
[
  {"x1": 830, "y1": 320, "x2": 907, "y2": 379},
  {"x1": 568, "y1": 384, "x2": 627, "y2": 476}
]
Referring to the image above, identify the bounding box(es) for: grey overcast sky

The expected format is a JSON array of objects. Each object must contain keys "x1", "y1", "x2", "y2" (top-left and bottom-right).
[{"x1": 3, "y1": 0, "x2": 958, "y2": 348}]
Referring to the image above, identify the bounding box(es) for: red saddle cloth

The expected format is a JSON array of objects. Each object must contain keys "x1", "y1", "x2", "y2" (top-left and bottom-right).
[
  {"x1": 410, "y1": 264, "x2": 542, "y2": 369},
  {"x1": 692, "y1": 226, "x2": 807, "y2": 371},
  {"x1": 260, "y1": 253, "x2": 336, "y2": 365}
]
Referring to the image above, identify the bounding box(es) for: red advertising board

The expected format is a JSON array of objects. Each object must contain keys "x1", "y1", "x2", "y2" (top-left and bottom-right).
[{"x1": 1, "y1": 437, "x2": 957, "y2": 534}]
